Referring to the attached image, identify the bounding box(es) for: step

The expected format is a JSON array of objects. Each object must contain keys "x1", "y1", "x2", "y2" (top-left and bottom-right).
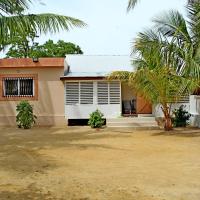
[
  {"x1": 106, "y1": 116, "x2": 158, "y2": 128},
  {"x1": 107, "y1": 117, "x2": 156, "y2": 123}
]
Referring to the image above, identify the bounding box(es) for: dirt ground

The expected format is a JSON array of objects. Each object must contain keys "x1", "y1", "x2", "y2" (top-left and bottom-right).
[{"x1": 0, "y1": 126, "x2": 200, "y2": 200}]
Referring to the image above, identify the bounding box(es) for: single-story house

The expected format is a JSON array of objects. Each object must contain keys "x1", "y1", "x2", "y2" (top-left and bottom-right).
[
  {"x1": 0, "y1": 58, "x2": 66, "y2": 126},
  {"x1": 0, "y1": 55, "x2": 200, "y2": 126}
]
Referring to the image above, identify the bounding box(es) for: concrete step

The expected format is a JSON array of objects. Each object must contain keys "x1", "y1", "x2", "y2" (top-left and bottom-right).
[
  {"x1": 106, "y1": 117, "x2": 158, "y2": 128},
  {"x1": 107, "y1": 117, "x2": 156, "y2": 123}
]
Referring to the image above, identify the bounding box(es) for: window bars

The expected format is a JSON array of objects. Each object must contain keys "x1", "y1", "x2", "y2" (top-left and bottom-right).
[{"x1": 3, "y1": 77, "x2": 34, "y2": 97}]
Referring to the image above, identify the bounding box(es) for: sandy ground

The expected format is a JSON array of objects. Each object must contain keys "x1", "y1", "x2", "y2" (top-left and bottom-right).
[{"x1": 0, "y1": 126, "x2": 200, "y2": 200}]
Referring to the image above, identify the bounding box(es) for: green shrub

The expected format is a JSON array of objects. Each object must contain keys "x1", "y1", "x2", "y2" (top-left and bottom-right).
[
  {"x1": 16, "y1": 101, "x2": 37, "y2": 129},
  {"x1": 172, "y1": 105, "x2": 191, "y2": 127},
  {"x1": 88, "y1": 109, "x2": 105, "y2": 128}
]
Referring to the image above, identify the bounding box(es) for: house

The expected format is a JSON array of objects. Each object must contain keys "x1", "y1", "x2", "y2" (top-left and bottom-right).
[
  {"x1": 0, "y1": 55, "x2": 200, "y2": 127},
  {"x1": 0, "y1": 58, "x2": 66, "y2": 126},
  {"x1": 0, "y1": 56, "x2": 152, "y2": 126},
  {"x1": 61, "y1": 55, "x2": 152, "y2": 125}
]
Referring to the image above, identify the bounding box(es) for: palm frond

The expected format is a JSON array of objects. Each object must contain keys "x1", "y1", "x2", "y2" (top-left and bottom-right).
[
  {"x1": 0, "y1": 0, "x2": 31, "y2": 15},
  {"x1": 127, "y1": 0, "x2": 139, "y2": 11},
  {"x1": 0, "y1": 14, "x2": 86, "y2": 45},
  {"x1": 153, "y1": 10, "x2": 191, "y2": 44}
]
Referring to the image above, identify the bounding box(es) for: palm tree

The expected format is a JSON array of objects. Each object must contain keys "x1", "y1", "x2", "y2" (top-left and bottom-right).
[
  {"x1": 127, "y1": 0, "x2": 196, "y2": 11},
  {"x1": 110, "y1": 2, "x2": 200, "y2": 130},
  {"x1": 153, "y1": 2, "x2": 200, "y2": 79},
  {"x1": 0, "y1": 0, "x2": 86, "y2": 46},
  {"x1": 110, "y1": 29, "x2": 195, "y2": 130}
]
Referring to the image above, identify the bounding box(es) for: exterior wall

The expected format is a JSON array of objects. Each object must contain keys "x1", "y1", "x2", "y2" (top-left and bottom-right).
[
  {"x1": 0, "y1": 68, "x2": 65, "y2": 126},
  {"x1": 121, "y1": 83, "x2": 152, "y2": 114},
  {"x1": 153, "y1": 103, "x2": 190, "y2": 118},
  {"x1": 189, "y1": 95, "x2": 200, "y2": 127},
  {"x1": 121, "y1": 83, "x2": 136, "y2": 101},
  {"x1": 65, "y1": 80, "x2": 122, "y2": 119}
]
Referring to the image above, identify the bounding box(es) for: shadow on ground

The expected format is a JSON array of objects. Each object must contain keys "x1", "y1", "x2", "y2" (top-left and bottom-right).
[
  {"x1": 0, "y1": 127, "x2": 131, "y2": 175},
  {"x1": 152, "y1": 128, "x2": 200, "y2": 137},
  {"x1": 0, "y1": 184, "x2": 64, "y2": 200}
]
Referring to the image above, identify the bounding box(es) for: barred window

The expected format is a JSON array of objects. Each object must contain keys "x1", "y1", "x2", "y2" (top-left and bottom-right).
[{"x1": 3, "y1": 77, "x2": 34, "y2": 97}]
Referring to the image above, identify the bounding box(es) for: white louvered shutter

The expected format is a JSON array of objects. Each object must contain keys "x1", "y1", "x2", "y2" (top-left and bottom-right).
[
  {"x1": 80, "y1": 82, "x2": 93, "y2": 104},
  {"x1": 66, "y1": 82, "x2": 79, "y2": 105},
  {"x1": 97, "y1": 82, "x2": 109, "y2": 104},
  {"x1": 109, "y1": 81, "x2": 120, "y2": 104}
]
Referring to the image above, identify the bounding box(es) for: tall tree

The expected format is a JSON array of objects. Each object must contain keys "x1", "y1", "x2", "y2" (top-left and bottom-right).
[
  {"x1": 110, "y1": 2, "x2": 200, "y2": 130},
  {"x1": 0, "y1": 0, "x2": 86, "y2": 47},
  {"x1": 6, "y1": 38, "x2": 83, "y2": 58}
]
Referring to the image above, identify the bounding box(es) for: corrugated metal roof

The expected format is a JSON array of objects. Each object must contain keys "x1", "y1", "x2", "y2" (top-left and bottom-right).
[{"x1": 64, "y1": 55, "x2": 134, "y2": 78}]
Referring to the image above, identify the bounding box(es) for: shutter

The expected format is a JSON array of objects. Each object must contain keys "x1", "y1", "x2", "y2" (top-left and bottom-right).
[
  {"x1": 97, "y1": 82, "x2": 109, "y2": 104},
  {"x1": 66, "y1": 82, "x2": 79, "y2": 105},
  {"x1": 80, "y1": 82, "x2": 93, "y2": 104},
  {"x1": 109, "y1": 81, "x2": 120, "y2": 104}
]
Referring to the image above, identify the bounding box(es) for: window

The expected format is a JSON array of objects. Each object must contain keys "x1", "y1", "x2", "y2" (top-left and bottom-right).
[
  {"x1": 65, "y1": 82, "x2": 94, "y2": 105},
  {"x1": 65, "y1": 81, "x2": 120, "y2": 105},
  {"x1": 66, "y1": 82, "x2": 79, "y2": 105},
  {"x1": 97, "y1": 81, "x2": 120, "y2": 105},
  {"x1": 0, "y1": 74, "x2": 38, "y2": 101},
  {"x1": 80, "y1": 82, "x2": 93, "y2": 104},
  {"x1": 3, "y1": 78, "x2": 34, "y2": 97},
  {"x1": 109, "y1": 82, "x2": 120, "y2": 104},
  {"x1": 97, "y1": 82, "x2": 109, "y2": 104}
]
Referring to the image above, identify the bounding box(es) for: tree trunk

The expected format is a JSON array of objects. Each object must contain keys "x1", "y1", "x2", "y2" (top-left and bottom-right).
[
  {"x1": 164, "y1": 116, "x2": 173, "y2": 131},
  {"x1": 161, "y1": 104, "x2": 173, "y2": 131}
]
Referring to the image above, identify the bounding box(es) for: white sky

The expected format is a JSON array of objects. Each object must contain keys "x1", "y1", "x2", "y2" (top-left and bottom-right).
[{"x1": 3, "y1": 0, "x2": 188, "y2": 57}]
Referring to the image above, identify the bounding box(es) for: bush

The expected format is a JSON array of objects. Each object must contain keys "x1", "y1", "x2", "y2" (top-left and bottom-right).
[
  {"x1": 172, "y1": 105, "x2": 191, "y2": 127},
  {"x1": 88, "y1": 109, "x2": 105, "y2": 128},
  {"x1": 16, "y1": 101, "x2": 37, "y2": 129}
]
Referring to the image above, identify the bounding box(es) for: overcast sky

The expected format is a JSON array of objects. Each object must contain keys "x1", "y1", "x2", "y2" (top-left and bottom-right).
[{"x1": 8, "y1": 0, "x2": 188, "y2": 56}]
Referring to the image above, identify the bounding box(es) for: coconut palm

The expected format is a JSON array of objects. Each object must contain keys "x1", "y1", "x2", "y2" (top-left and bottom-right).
[
  {"x1": 110, "y1": 28, "x2": 195, "y2": 130},
  {"x1": 110, "y1": 2, "x2": 200, "y2": 130},
  {"x1": 0, "y1": 0, "x2": 86, "y2": 46},
  {"x1": 153, "y1": 2, "x2": 200, "y2": 79},
  {"x1": 127, "y1": 0, "x2": 196, "y2": 11}
]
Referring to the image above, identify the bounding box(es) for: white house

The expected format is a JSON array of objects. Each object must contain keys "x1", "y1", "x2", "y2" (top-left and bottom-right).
[{"x1": 60, "y1": 55, "x2": 152, "y2": 124}]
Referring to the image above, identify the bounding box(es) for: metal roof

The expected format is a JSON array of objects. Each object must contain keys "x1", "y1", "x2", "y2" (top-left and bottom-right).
[{"x1": 63, "y1": 55, "x2": 134, "y2": 78}]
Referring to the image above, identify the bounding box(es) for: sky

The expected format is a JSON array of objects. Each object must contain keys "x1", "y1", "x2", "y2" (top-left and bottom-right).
[{"x1": 9, "y1": 0, "x2": 188, "y2": 56}]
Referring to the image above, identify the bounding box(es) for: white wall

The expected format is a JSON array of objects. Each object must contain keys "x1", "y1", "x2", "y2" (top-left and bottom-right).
[
  {"x1": 65, "y1": 80, "x2": 122, "y2": 119},
  {"x1": 153, "y1": 103, "x2": 190, "y2": 118}
]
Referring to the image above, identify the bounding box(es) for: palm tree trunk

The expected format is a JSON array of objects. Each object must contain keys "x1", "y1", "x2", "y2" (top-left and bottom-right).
[{"x1": 161, "y1": 104, "x2": 173, "y2": 131}]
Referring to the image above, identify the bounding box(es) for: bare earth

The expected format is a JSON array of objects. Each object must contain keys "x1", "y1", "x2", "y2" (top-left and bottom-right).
[{"x1": 0, "y1": 127, "x2": 200, "y2": 200}]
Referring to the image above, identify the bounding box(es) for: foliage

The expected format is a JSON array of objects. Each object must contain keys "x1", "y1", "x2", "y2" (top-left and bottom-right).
[
  {"x1": 88, "y1": 110, "x2": 105, "y2": 128},
  {"x1": 16, "y1": 101, "x2": 37, "y2": 129},
  {"x1": 127, "y1": 0, "x2": 138, "y2": 11},
  {"x1": 109, "y1": 2, "x2": 200, "y2": 131},
  {"x1": 172, "y1": 105, "x2": 191, "y2": 127},
  {"x1": 6, "y1": 38, "x2": 83, "y2": 58},
  {"x1": 0, "y1": 0, "x2": 86, "y2": 48}
]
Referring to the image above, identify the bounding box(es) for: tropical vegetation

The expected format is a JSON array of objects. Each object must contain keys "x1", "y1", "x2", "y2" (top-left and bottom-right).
[
  {"x1": 88, "y1": 110, "x2": 105, "y2": 129},
  {"x1": 110, "y1": 1, "x2": 200, "y2": 130},
  {"x1": 6, "y1": 38, "x2": 83, "y2": 58},
  {"x1": 0, "y1": 0, "x2": 85, "y2": 48},
  {"x1": 16, "y1": 100, "x2": 37, "y2": 129},
  {"x1": 172, "y1": 105, "x2": 191, "y2": 127}
]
